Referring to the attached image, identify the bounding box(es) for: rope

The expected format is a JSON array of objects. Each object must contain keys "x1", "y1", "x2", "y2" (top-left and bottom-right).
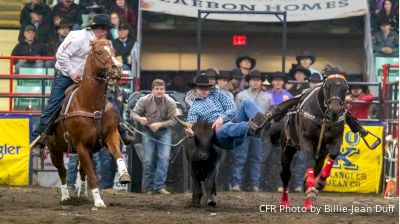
[
  {"x1": 315, "y1": 118, "x2": 326, "y2": 160},
  {"x1": 120, "y1": 122, "x2": 187, "y2": 147}
]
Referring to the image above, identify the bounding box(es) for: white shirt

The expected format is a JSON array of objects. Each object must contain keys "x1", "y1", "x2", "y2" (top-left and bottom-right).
[{"x1": 55, "y1": 29, "x2": 96, "y2": 77}]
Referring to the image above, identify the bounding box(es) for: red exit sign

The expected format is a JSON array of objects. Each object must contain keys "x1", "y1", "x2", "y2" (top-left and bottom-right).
[{"x1": 233, "y1": 35, "x2": 246, "y2": 46}]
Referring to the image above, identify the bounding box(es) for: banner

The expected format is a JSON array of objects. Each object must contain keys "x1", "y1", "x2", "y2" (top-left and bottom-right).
[
  {"x1": 324, "y1": 124, "x2": 384, "y2": 193},
  {"x1": 141, "y1": 0, "x2": 368, "y2": 22},
  {"x1": 0, "y1": 117, "x2": 31, "y2": 185}
]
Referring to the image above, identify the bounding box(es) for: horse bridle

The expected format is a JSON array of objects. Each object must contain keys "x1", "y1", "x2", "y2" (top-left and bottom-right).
[
  {"x1": 322, "y1": 74, "x2": 348, "y2": 111},
  {"x1": 87, "y1": 44, "x2": 120, "y2": 82}
]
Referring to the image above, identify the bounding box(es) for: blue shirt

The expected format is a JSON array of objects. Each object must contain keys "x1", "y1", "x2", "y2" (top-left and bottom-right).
[
  {"x1": 266, "y1": 89, "x2": 293, "y2": 106},
  {"x1": 187, "y1": 89, "x2": 237, "y2": 123}
]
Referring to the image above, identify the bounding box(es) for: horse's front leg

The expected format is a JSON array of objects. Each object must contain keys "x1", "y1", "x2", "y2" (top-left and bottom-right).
[
  {"x1": 315, "y1": 140, "x2": 341, "y2": 190},
  {"x1": 300, "y1": 137, "x2": 318, "y2": 211},
  {"x1": 105, "y1": 130, "x2": 131, "y2": 184},
  {"x1": 76, "y1": 144, "x2": 105, "y2": 208},
  {"x1": 78, "y1": 166, "x2": 88, "y2": 200}
]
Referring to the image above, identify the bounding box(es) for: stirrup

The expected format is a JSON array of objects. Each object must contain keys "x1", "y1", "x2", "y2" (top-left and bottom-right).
[{"x1": 361, "y1": 130, "x2": 381, "y2": 150}]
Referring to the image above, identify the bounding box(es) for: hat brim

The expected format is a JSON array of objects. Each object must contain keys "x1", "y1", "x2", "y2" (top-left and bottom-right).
[
  {"x1": 292, "y1": 68, "x2": 311, "y2": 78},
  {"x1": 267, "y1": 75, "x2": 287, "y2": 83},
  {"x1": 296, "y1": 55, "x2": 316, "y2": 65},
  {"x1": 235, "y1": 56, "x2": 256, "y2": 70}
]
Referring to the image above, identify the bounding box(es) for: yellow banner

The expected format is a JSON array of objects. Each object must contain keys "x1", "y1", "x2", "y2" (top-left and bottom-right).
[
  {"x1": 324, "y1": 125, "x2": 383, "y2": 193},
  {"x1": 0, "y1": 118, "x2": 30, "y2": 185}
]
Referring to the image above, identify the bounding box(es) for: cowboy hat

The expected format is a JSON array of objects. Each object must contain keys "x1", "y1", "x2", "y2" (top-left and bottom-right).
[
  {"x1": 189, "y1": 74, "x2": 214, "y2": 88},
  {"x1": 204, "y1": 68, "x2": 219, "y2": 78},
  {"x1": 268, "y1": 72, "x2": 287, "y2": 83},
  {"x1": 86, "y1": 14, "x2": 113, "y2": 28},
  {"x1": 230, "y1": 68, "x2": 243, "y2": 80},
  {"x1": 235, "y1": 55, "x2": 256, "y2": 70},
  {"x1": 296, "y1": 50, "x2": 316, "y2": 65},
  {"x1": 216, "y1": 71, "x2": 231, "y2": 80},
  {"x1": 246, "y1": 70, "x2": 264, "y2": 82}
]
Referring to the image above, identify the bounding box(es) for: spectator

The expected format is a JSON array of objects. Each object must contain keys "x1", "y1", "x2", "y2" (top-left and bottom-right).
[
  {"x1": 229, "y1": 68, "x2": 244, "y2": 97},
  {"x1": 53, "y1": 0, "x2": 82, "y2": 30},
  {"x1": 79, "y1": 0, "x2": 110, "y2": 14},
  {"x1": 287, "y1": 65, "x2": 311, "y2": 96},
  {"x1": 261, "y1": 79, "x2": 272, "y2": 92},
  {"x1": 19, "y1": 4, "x2": 52, "y2": 44},
  {"x1": 109, "y1": 0, "x2": 137, "y2": 28},
  {"x1": 231, "y1": 70, "x2": 272, "y2": 192},
  {"x1": 110, "y1": 12, "x2": 120, "y2": 39},
  {"x1": 294, "y1": 50, "x2": 321, "y2": 76},
  {"x1": 130, "y1": 79, "x2": 177, "y2": 195},
  {"x1": 376, "y1": 0, "x2": 398, "y2": 32},
  {"x1": 216, "y1": 71, "x2": 234, "y2": 100},
  {"x1": 112, "y1": 23, "x2": 135, "y2": 70},
  {"x1": 308, "y1": 72, "x2": 323, "y2": 89},
  {"x1": 46, "y1": 20, "x2": 73, "y2": 68},
  {"x1": 266, "y1": 72, "x2": 293, "y2": 106},
  {"x1": 12, "y1": 25, "x2": 48, "y2": 74},
  {"x1": 235, "y1": 55, "x2": 256, "y2": 89},
  {"x1": 20, "y1": 0, "x2": 52, "y2": 27},
  {"x1": 205, "y1": 68, "x2": 218, "y2": 86},
  {"x1": 47, "y1": 20, "x2": 73, "y2": 57},
  {"x1": 373, "y1": 18, "x2": 399, "y2": 57},
  {"x1": 345, "y1": 85, "x2": 374, "y2": 119}
]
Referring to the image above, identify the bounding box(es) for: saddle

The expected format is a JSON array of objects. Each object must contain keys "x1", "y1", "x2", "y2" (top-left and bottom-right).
[{"x1": 53, "y1": 85, "x2": 114, "y2": 152}]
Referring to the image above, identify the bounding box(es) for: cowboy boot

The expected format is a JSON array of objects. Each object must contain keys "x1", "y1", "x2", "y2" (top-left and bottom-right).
[
  {"x1": 30, "y1": 135, "x2": 46, "y2": 157},
  {"x1": 248, "y1": 112, "x2": 271, "y2": 137}
]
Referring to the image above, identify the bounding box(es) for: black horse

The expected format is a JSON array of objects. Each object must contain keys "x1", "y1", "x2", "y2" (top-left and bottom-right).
[{"x1": 280, "y1": 72, "x2": 348, "y2": 210}]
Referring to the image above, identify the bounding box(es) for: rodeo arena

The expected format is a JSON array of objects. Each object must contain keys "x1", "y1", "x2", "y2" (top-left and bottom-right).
[{"x1": 0, "y1": 0, "x2": 399, "y2": 223}]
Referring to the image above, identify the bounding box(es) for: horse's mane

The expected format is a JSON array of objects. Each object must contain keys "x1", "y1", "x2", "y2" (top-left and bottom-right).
[{"x1": 90, "y1": 39, "x2": 109, "y2": 47}]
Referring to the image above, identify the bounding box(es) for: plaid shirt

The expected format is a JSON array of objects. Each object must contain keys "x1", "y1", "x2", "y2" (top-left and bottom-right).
[{"x1": 187, "y1": 89, "x2": 237, "y2": 123}]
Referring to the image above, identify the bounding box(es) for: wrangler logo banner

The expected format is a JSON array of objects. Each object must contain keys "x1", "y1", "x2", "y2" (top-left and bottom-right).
[
  {"x1": 324, "y1": 124, "x2": 384, "y2": 193},
  {"x1": 0, "y1": 117, "x2": 31, "y2": 185}
]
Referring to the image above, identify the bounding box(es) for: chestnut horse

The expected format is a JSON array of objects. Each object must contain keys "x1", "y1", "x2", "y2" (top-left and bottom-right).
[{"x1": 46, "y1": 39, "x2": 131, "y2": 208}]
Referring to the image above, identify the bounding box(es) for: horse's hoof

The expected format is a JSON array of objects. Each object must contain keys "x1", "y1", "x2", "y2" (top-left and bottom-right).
[
  {"x1": 119, "y1": 172, "x2": 131, "y2": 184},
  {"x1": 94, "y1": 202, "x2": 107, "y2": 208},
  {"x1": 207, "y1": 201, "x2": 216, "y2": 208},
  {"x1": 280, "y1": 200, "x2": 290, "y2": 207},
  {"x1": 60, "y1": 198, "x2": 71, "y2": 205},
  {"x1": 305, "y1": 187, "x2": 318, "y2": 199},
  {"x1": 304, "y1": 198, "x2": 313, "y2": 211}
]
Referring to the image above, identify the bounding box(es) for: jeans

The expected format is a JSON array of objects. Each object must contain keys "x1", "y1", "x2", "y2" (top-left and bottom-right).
[
  {"x1": 216, "y1": 99, "x2": 262, "y2": 149},
  {"x1": 32, "y1": 73, "x2": 74, "y2": 140},
  {"x1": 231, "y1": 136, "x2": 263, "y2": 188},
  {"x1": 93, "y1": 148, "x2": 117, "y2": 189},
  {"x1": 66, "y1": 153, "x2": 79, "y2": 188},
  {"x1": 142, "y1": 128, "x2": 172, "y2": 192},
  {"x1": 292, "y1": 150, "x2": 307, "y2": 188}
]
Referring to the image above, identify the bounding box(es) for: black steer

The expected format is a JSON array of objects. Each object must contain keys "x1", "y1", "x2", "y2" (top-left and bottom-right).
[{"x1": 177, "y1": 119, "x2": 224, "y2": 207}]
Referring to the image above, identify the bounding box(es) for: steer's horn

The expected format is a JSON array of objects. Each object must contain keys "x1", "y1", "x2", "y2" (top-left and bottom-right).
[{"x1": 175, "y1": 117, "x2": 191, "y2": 128}]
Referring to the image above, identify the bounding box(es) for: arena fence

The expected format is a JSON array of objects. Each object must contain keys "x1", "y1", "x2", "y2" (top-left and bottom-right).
[{"x1": 381, "y1": 63, "x2": 399, "y2": 198}]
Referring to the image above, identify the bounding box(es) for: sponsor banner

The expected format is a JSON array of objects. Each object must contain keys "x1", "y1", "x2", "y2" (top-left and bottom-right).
[
  {"x1": 324, "y1": 124, "x2": 384, "y2": 193},
  {"x1": 141, "y1": 0, "x2": 368, "y2": 22},
  {"x1": 0, "y1": 117, "x2": 31, "y2": 185}
]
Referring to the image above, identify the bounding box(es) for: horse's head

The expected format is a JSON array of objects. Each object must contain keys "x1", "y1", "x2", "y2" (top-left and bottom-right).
[
  {"x1": 90, "y1": 39, "x2": 122, "y2": 81},
  {"x1": 322, "y1": 73, "x2": 348, "y2": 116}
]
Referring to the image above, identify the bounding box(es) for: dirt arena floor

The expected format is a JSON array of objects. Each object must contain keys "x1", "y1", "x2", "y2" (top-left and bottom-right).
[{"x1": 0, "y1": 186, "x2": 398, "y2": 224}]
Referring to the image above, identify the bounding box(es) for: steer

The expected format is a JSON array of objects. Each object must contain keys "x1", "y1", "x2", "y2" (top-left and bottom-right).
[{"x1": 177, "y1": 118, "x2": 224, "y2": 207}]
